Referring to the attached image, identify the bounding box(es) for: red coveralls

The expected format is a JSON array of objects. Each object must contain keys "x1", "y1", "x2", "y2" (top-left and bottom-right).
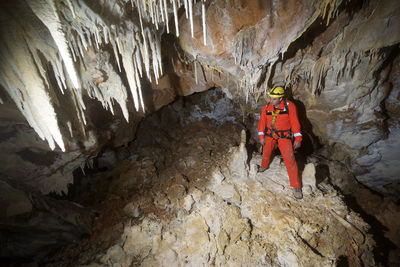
[{"x1": 257, "y1": 100, "x2": 302, "y2": 188}]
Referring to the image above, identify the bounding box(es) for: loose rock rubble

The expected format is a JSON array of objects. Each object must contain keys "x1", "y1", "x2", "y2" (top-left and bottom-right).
[{"x1": 42, "y1": 105, "x2": 375, "y2": 266}]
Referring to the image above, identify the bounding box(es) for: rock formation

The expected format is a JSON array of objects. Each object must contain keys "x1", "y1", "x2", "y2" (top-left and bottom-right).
[
  {"x1": 0, "y1": 0, "x2": 400, "y2": 265},
  {"x1": 38, "y1": 91, "x2": 375, "y2": 266}
]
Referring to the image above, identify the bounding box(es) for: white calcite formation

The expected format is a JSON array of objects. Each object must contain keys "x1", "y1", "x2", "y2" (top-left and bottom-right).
[{"x1": 0, "y1": 0, "x2": 207, "y2": 152}]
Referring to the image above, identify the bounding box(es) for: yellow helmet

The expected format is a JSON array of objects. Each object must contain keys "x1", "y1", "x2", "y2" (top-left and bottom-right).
[{"x1": 268, "y1": 86, "x2": 285, "y2": 98}]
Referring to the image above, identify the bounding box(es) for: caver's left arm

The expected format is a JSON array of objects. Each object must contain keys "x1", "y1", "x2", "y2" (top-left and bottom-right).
[{"x1": 287, "y1": 101, "x2": 302, "y2": 145}]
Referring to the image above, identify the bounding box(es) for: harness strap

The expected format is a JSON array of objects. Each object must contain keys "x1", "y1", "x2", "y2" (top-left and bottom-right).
[
  {"x1": 264, "y1": 128, "x2": 293, "y2": 139},
  {"x1": 264, "y1": 101, "x2": 292, "y2": 140},
  {"x1": 265, "y1": 101, "x2": 289, "y2": 115},
  {"x1": 271, "y1": 110, "x2": 280, "y2": 129}
]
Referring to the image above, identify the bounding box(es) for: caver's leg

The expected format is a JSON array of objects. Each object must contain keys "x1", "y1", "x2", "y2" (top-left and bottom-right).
[
  {"x1": 278, "y1": 139, "x2": 301, "y2": 188},
  {"x1": 261, "y1": 137, "x2": 276, "y2": 169}
]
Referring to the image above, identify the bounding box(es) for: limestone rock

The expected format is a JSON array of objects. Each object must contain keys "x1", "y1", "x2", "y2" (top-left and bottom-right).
[
  {"x1": 102, "y1": 245, "x2": 126, "y2": 265},
  {"x1": 302, "y1": 162, "x2": 317, "y2": 195}
]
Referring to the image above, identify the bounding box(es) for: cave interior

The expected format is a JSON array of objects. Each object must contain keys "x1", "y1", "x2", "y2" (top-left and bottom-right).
[{"x1": 0, "y1": 0, "x2": 400, "y2": 266}]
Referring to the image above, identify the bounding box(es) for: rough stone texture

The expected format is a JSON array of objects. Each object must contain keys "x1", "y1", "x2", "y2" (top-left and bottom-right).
[
  {"x1": 46, "y1": 139, "x2": 375, "y2": 266},
  {"x1": 39, "y1": 91, "x2": 377, "y2": 266},
  {"x1": 352, "y1": 53, "x2": 400, "y2": 195},
  {"x1": 0, "y1": 0, "x2": 399, "y2": 264},
  {"x1": 175, "y1": 0, "x2": 400, "y2": 195},
  {"x1": 179, "y1": 0, "x2": 323, "y2": 79},
  {"x1": 0, "y1": 0, "x2": 398, "y2": 200}
]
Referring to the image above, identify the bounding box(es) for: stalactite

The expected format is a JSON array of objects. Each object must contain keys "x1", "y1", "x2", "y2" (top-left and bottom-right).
[
  {"x1": 134, "y1": 59, "x2": 145, "y2": 111},
  {"x1": 80, "y1": 163, "x2": 86, "y2": 175},
  {"x1": 65, "y1": 0, "x2": 76, "y2": 19},
  {"x1": 135, "y1": 45, "x2": 143, "y2": 77},
  {"x1": 311, "y1": 57, "x2": 327, "y2": 96},
  {"x1": 70, "y1": 34, "x2": 81, "y2": 62},
  {"x1": 155, "y1": 33, "x2": 163, "y2": 75},
  {"x1": 85, "y1": 28, "x2": 92, "y2": 47},
  {"x1": 173, "y1": 0, "x2": 180, "y2": 36},
  {"x1": 94, "y1": 30, "x2": 100, "y2": 49},
  {"x1": 78, "y1": 32, "x2": 87, "y2": 51},
  {"x1": 116, "y1": 36, "x2": 123, "y2": 55},
  {"x1": 27, "y1": 42, "x2": 49, "y2": 90},
  {"x1": 0, "y1": 16, "x2": 67, "y2": 152},
  {"x1": 142, "y1": 29, "x2": 151, "y2": 82},
  {"x1": 189, "y1": 0, "x2": 194, "y2": 37},
  {"x1": 147, "y1": 30, "x2": 158, "y2": 82},
  {"x1": 67, "y1": 40, "x2": 76, "y2": 62},
  {"x1": 74, "y1": 87, "x2": 86, "y2": 111},
  {"x1": 202, "y1": 0, "x2": 206, "y2": 45},
  {"x1": 67, "y1": 121, "x2": 73, "y2": 137},
  {"x1": 122, "y1": 48, "x2": 140, "y2": 111},
  {"x1": 163, "y1": 0, "x2": 170, "y2": 33},
  {"x1": 149, "y1": 0, "x2": 155, "y2": 25},
  {"x1": 183, "y1": 0, "x2": 188, "y2": 18},
  {"x1": 111, "y1": 39, "x2": 122, "y2": 72},
  {"x1": 109, "y1": 100, "x2": 115, "y2": 115},
  {"x1": 27, "y1": 0, "x2": 81, "y2": 89},
  {"x1": 159, "y1": 0, "x2": 165, "y2": 22},
  {"x1": 54, "y1": 58, "x2": 67, "y2": 92},
  {"x1": 103, "y1": 26, "x2": 109, "y2": 44},
  {"x1": 92, "y1": 84, "x2": 102, "y2": 100},
  {"x1": 95, "y1": 27, "x2": 102, "y2": 45},
  {"x1": 136, "y1": 0, "x2": 145, "y2": 35},
  {"x1": 53, "y1": 67, "x2": 65, "y2": 94},
  {"x1": 0, "y1": 0, "x2": 212, "y2": 152},
  {"x1": 155, "y1": 3, "x2": 160, "y2": 30},
  {"x1": 322, "y1": 0, "x2": 343, "y2": 26}
]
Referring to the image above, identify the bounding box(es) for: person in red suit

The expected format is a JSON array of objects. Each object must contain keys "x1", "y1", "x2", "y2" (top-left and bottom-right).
[{"x1": 257, "y1": 86, "x2": 303, "y2": 199}]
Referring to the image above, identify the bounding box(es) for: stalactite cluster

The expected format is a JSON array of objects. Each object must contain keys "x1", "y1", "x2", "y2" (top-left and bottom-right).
[
  {"x1": 0, "y1": 0, "x2": 207, "y2": 151},
  {"x1": 221, "y1": 0, "x2": 345, "y2": 103}
]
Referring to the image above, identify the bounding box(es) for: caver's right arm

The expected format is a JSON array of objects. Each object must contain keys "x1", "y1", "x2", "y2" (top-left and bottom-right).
[{"x1": 257, "y1": 104, "x2": 268, "y2": 144}]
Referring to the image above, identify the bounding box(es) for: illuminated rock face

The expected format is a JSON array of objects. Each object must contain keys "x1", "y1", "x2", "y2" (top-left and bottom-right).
[
  {"x1": 0, "y1": 1, "x2": 399, "y2": 196},
  {"x1": 176, "y1": 0, "x2": 400, "y2": 194}
]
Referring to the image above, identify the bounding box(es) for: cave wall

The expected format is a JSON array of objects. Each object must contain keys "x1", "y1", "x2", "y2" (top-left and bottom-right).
[
  {"x1": 0, "y1": 0, "x2": 400, "y2": 262},
  {"x1": 175, "y1": 0, "x2": 400, "y2": 195},
  {"x1": 0, "y1": 0, "x2": 399, "y2": 197}
]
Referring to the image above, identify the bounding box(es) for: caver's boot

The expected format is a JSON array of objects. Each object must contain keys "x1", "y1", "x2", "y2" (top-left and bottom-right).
[
  {"x1": 292, "y1": 187, "x2": 303, "y2": 199},
  {"x1": 258, "y1": 166, "x2": 268, "y2": 173}
]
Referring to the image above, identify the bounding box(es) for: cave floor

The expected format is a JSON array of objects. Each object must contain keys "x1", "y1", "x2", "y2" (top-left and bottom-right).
[{"x1": 40, "y1": 113, "x2": 377, "y2": 266}]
